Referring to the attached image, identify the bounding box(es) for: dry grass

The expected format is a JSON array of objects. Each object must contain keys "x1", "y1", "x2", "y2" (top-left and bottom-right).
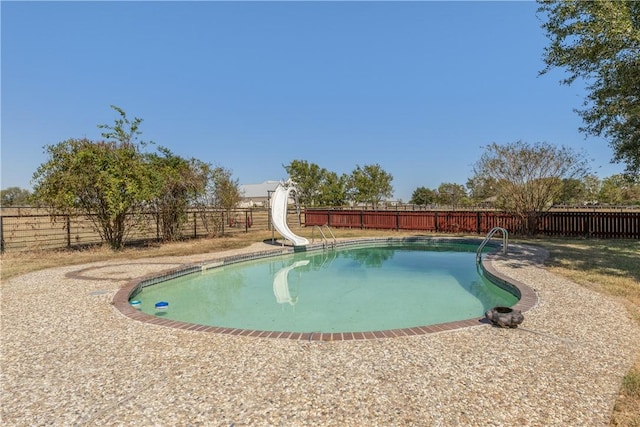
[
  {"x1": 530, "y1": 238, "x2": 640, "y2": 426},
  {"x1": 0, "y1": 232, "x2": 267, "y2": 281},
  {"x1": 0, "y1": 228, "x2": 407, "y2": 280},
  {"x1": 1, "y1": 230, "x2": 639, "y2": 424}
]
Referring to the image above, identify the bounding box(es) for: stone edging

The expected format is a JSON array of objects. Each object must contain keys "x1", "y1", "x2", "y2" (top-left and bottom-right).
[{"x1": 112, "y1": 237, "x2": 539, "y2": 340}]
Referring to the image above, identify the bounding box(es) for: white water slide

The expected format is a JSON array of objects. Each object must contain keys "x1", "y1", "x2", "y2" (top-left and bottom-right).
[{"x1": 270, "y1": 183, "x2": 309, "y2": 247}]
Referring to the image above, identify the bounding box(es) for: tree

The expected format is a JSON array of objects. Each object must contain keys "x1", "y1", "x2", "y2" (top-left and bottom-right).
[
  {"x1": 192, "y1": 166, "x2": 242, "y2": 235},
  {"x1": 147, "y1": 148, "x2": 210, "y2": 241},
  {"x1": 436, "y1": 183, "x2": 469, "y2": 207},
  {"x1": 538, "y1": 0, "x2": 640, "y2": 177},
  {"x1": 557, "y1": 178, "x2": 587, "y2": 204},
  {"x1": 348, "y1": 164, "x2": 394, "y2": 209},
  {"x1": 283, "y1": 160, "x2": 327, "y2": 206},
  {"x1": 582, "y1": 174, "x2": 602, "y2": 203},
  {"x1": 471, "y1": 141, "x2": 590, "y2": 234},
  {"x1": 409, "y1": 186, "x2": 437, "y2": 206},
  {"x1": 1, "y1": 187, "x2": 32, "y2": 206},
  {"x1": 317, "y1": 171, "x2": 349, "y2": 206},
  {"x1": 599, "y1": 174, "x2": 640, "y2": 205},
  {"x1": 31, "y1": 107, "x2": 152, "y2": 250},
  {"x1": 211, "y1": 166, "x2": 243, "y2": 216},
  {"x1": 466, "y1": 176, "x2": 499, "y2": 204},
  {"x1": 97, "y1": 105, "x2": 144, "y2": 147},
  {"x1": 32, "y1": 138, "x2": 151, "y2": 249}
]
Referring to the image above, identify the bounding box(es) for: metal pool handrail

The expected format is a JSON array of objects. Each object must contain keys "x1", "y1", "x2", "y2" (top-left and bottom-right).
[
  {"x1": 476, "y1": 227, "x2": 508, "y2": 262},
  {"x1": 311, "y1": 224, "x2": 336, "y2": 248}
]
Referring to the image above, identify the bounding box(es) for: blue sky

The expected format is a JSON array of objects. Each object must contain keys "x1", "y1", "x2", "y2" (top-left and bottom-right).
[{"x1": 1, "y1": 1, "x2": 625, "y2": 201}]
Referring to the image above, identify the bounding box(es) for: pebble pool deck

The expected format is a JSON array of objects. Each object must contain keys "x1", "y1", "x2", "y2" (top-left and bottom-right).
[{"x1": 2, "y1": 239, "x2": 639, "y2": 426}]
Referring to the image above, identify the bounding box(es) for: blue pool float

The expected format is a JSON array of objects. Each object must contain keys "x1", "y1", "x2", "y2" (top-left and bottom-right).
[{"x1": 155, "y1": 301, "x2": 169, "y2": 311}]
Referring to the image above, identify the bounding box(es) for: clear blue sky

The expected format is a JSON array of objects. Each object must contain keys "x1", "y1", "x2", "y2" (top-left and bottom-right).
[{"x1": 1, "y1": 1, "x2": 625, "y2": 201}]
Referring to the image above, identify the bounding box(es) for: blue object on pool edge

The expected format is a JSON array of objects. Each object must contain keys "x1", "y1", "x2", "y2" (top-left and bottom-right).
[
  {"x1": 155, "y1": 301, "x2": 169, "y2": 310},
  {"x1": 130, "y1": 300, "x2": 141, "y2": 309}
]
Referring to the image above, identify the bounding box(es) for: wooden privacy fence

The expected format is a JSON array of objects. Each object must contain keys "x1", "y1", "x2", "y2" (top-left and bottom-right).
[
  {"x1": 305, "y1": 209, "x2": 640, "y2": 239},
  {"x1": 538, "y1": 211, "x2": 640, "y2": 238},
  {"x1": 307, "y1": 210, "x2": 521, "y2": 233}
]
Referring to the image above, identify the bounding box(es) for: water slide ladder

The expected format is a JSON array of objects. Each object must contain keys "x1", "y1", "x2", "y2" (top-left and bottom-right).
[
  {"x1": 476, "y1": 227, "x2": 509, "y2": 262},
  {"x1": 311, "y1": 224, "x2": 336, "y2": 249}
]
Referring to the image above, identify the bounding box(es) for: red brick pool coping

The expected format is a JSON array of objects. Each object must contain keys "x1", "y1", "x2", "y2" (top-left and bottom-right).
[{"x1": 112, "y1": 238, "x2": 538, "y2": 341}]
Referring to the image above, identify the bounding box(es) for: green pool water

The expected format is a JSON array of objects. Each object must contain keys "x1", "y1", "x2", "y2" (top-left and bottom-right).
[{"x1": 133, "y1": 243, "x2": 518, "y2": 333}]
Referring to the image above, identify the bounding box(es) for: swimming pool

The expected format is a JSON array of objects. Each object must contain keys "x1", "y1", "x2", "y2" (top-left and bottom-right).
[{"x1": 127, "y1": 239, "x2": 519, "y2": 335}]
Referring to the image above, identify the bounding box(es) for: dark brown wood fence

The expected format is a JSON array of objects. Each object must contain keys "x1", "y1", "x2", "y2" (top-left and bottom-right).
[
  {"x1": 305, "y1": 209, "x2": 640, "y2": 239},
  {"x1": 538, "y1": 211, "x2": 640, "y2": 238}
]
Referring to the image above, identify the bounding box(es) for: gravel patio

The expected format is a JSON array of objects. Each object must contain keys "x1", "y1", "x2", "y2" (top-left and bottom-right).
[{"x1": 2, "y1": 241, "x2": 639, "y2": 426}]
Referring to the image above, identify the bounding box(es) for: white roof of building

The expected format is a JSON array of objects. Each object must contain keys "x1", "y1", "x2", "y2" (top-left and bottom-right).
[{"x1": 240, "y1": 180, "x2": 281, "y2": 199}]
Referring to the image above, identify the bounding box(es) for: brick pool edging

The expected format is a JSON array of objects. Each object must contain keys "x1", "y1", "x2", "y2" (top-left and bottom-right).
[{"x1": 112, "y1": 237, "x2": 539, "y2": 341}]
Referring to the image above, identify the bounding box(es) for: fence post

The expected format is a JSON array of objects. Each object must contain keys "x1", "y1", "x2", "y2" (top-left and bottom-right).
[
  {"x1": 267, "y1": 190, "x2": 273, "y2": 231},
  {"x1": 0, "y1": 215, "x2": 4, "y2": 253},
  {"x1": 477, "y1": 212, "x2": 481, "y2": 234},
  {"x1": 66, "y1": 215, "x2": 71, "y2": 249},
  {"x1": 585, "y1": 214, "x2": 591, "y2": 238},
  {"x1": 360, "y1": 210, "x2": 364, "y2": 229},
  {"x1": 244, "y1": 211, "x2": 248, "y2": 233},
  {"x1": 193, "y1": 212, "x2": 197, "y2": 238},
  {"x1": 434, "y1": 212, "x2": 439, "y2": 232}
]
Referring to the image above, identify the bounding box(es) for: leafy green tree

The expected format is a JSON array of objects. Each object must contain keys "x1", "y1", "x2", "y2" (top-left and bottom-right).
[
  {"x1": 147, "y1": 148, "x2": 209, "y2": 241},
  {"x1": 599, "y1": 174, "x2": 640, "y2": 205},
  {"x1": 193, "y1": 166, "x2": 242, "y2": 235},
  {"x1": 466, "y1": 176, "x2": 499, "y2": 204},
  {"x1": 538, "y1": 0, "x2": 640, "y2": 177},
  {"x1": 211, "y1": 166, "x2": 242, "y2": 215},
  {"x1": 557, "y1": 178, "x2": 586, "y2": 204},
  {"x1": 409, "y1": 186, "x2": 437, "y2": 206},
  {"x1": 32, "y1": 138, "x2": 151, "y2": 249},
  {"x1": 32, "y1": 107, "x2": 152, "y2": 250},
  {"x1": 317, "y1": 171, "x2": 349, "y2": 206},
  {"x1": 436, "y1": 183, "x2": 469, "y2": 207},
  {"x1": 98, "y1": 105, "x2": 144, "y2": 147},
  {"x1": 348, "y1": 164, "x2": 394, "y2": 209},
  {"x1": 1, "y1": 187, "x2": 32, "y2": 206},
  {"x1": 283, "y1": 160, "x2": 327, "y2": 206},
  {"x1": 471, "y1": 141, "x2": 590, "y2": 234}
]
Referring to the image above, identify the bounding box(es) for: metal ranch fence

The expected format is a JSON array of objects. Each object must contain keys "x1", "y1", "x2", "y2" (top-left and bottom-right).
[{"x1": 0, "y1": 208, "x2": 273, "y2": 253}]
